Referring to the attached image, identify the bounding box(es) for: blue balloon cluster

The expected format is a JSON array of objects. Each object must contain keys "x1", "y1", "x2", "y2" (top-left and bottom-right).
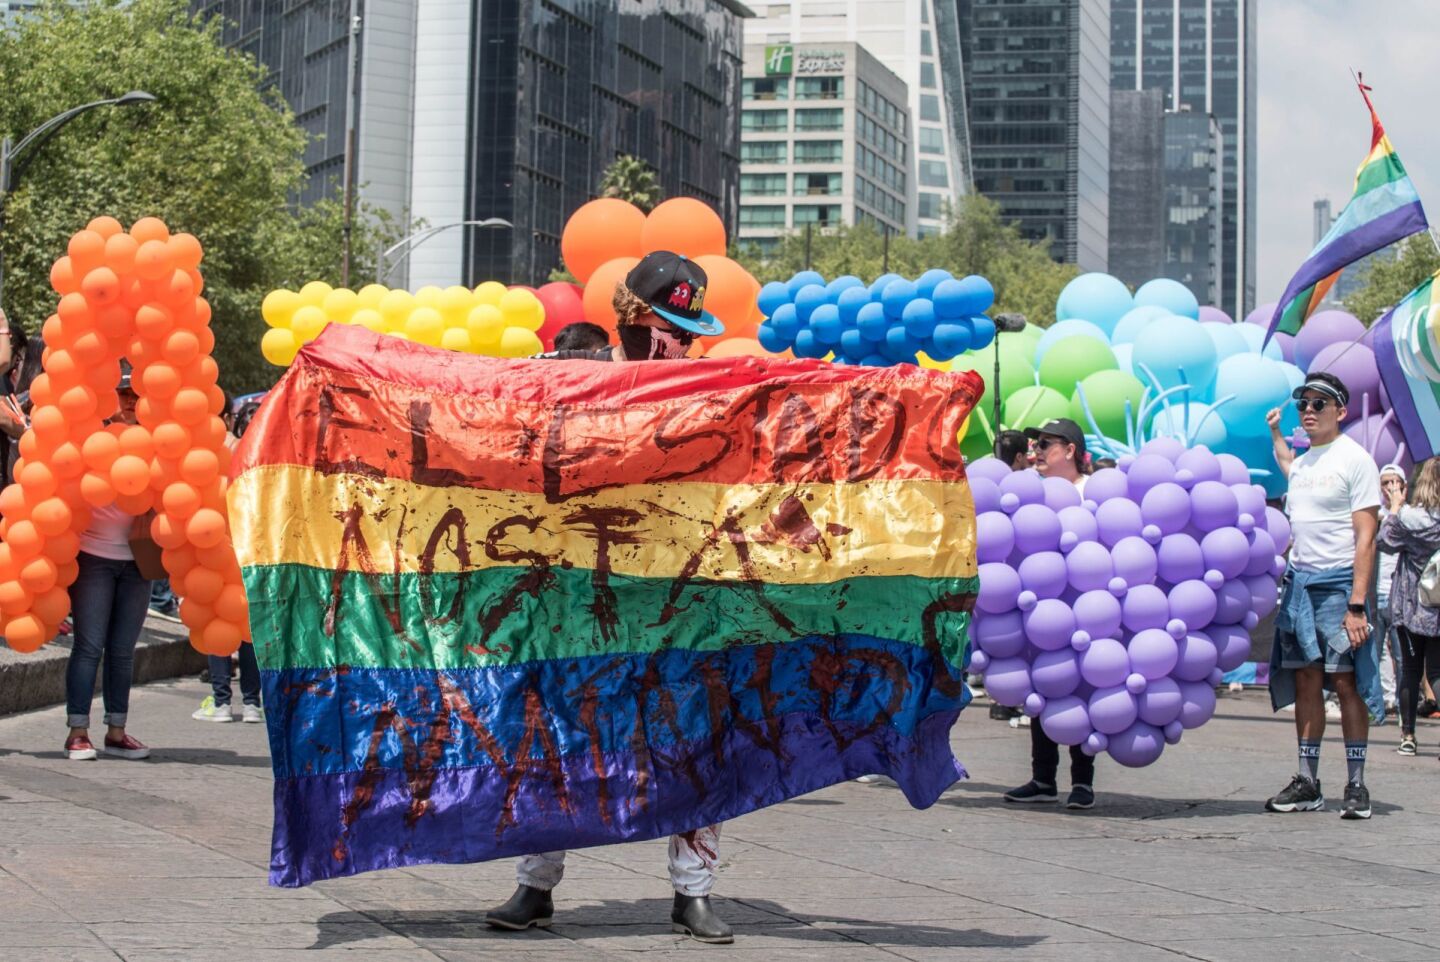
[{"x1": 755, "y1": 269, "x2": 998, "y2": 366}]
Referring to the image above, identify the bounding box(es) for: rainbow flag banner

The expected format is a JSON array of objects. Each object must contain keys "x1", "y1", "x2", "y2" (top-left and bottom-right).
[
  {"x1": 1267, "y1": 80, "x2": 1429, "y2": 342},
  {"x1": 231, "y1": 325, "x2": 982, "y2": 888},
  {"x1": 1374, "y1": 268, "x2": 1440, "y2": 462}
]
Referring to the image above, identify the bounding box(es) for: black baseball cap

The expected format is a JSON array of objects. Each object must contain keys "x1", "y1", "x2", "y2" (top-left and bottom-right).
[
  {"x1": 1024, "y1": 418, "x2": 1086, "y2": 455},
  {"x1": 1292, "y1": 371, "x2": 1349, "y2": 406},
  {"x1": 624, "y1": 251, "x2": 725, "y2": 337}
]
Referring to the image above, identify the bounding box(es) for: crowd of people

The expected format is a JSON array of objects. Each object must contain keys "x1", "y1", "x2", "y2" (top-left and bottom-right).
[{"x1": 2, "y1": 266, "x2": 1440, "y2": 940}]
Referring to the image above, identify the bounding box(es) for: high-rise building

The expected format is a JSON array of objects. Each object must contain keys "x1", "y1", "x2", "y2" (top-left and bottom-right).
[
  {"x1": 1112, "y1": 0, "x2": 1257, "y2": 321},
  {"x1": 1163, "y1": 108, "x2": 1221, "y2": 305},
  {"x1": 737, "y1": 42, "x2": 911, "y2": 254},
  {"x1": 195, "y1": 0, "x2": 750, "y2": 287},
  {"x1": 743, "y1": 1, "x2": 971, "y2": 238},
  {"x1": 1108, "y1": 88, "x2": 1164, "y2": 287},
  {"x1": 958, "y1": 0, "x2": 1111, "y2": 271},
  {"x1": 0, "y1": 0, "x2": 40, "y2": 29},
  {"x1": 1312, "y1": 198, "x2": 1332, "y2": 247}
]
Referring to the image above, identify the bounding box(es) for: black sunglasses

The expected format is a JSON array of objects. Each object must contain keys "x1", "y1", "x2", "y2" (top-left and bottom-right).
[
  {"x1": 1032, "y1": 437, "x2": 1065, "y2": 452},
  {"x1": 1294, "y1": 398, "x2": 1332, "y2": 413}
]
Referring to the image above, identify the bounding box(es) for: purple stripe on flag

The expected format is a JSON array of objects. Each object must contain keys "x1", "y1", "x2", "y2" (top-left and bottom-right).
[
  {"x1": 1267, "y1": 201, "x2": 1429, "y2": 342},
  {"x1": 1374, "y1": 311, "x2": 1438, "y2": 462},
  {"x1": 268, "y1": 708, "x2": 965, "y2": 888}
]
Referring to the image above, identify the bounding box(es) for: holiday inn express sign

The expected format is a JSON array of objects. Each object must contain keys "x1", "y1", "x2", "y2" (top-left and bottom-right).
[{"x1": 764, "y1": 45, "x2": 845, "y2": 76}]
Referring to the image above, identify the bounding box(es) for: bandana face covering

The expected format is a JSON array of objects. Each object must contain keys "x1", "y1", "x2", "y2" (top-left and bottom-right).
[{"x1": 619, "y1": 323, "x2": 692, "y2": 360}]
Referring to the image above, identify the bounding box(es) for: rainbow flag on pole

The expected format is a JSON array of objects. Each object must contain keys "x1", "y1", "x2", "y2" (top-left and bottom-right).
[
  {"x1": 1373, "y1": 268, "x2": 1440, "y2": 462},
  {"x1": 231, "y1": 325, "x2": 981, "y2": 888},
  {"x1": 1266, "y1": 78, "x2": 1429, "y2": 343}
]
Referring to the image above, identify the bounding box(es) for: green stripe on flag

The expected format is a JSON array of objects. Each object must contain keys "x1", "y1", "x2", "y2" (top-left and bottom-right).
[
  {"x1": 243, "y1": 563, "x2": 977, "y2": 672},
  {"x1": 1275, "y1": 288, "x2": 1314, "y2": 337},
  {"x1": 1353, "y1": 151, "x2": 1411, "y2": 197}
]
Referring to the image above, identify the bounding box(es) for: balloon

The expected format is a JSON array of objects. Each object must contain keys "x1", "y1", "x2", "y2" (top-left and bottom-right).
[
  {"x1": 641, "y1": 198, "x2": 727, "y2": 259},
  {"x1": 1039, "y1": 336, "x2": 1117, "y2": 395},
  {"x1": 1012, "y1": 503, "x2": 1062, "y2": 554},
  {"x1": 983, "y1": 656, "x2": 1034, "y2": 705},
  {"x1": 1308, "y1": 341, "x2": 1380, "y2": 420},
  {"x1": 1056, "y1": 273, "x2": 1134, "y2": 335},
  {"x1": 977, "y1": 511, "x2": 1016, "y2": 563},
  {"x1": 581, "y1": 256, "x2": 641, "y2": 331},
  {"x1": 1214, "y1": 353, "x2": 1291, "y2": 438},
  {"x1": 1293, "y1": 309, "x2": 1365, "y2": 371},
  {"x1": 1025, "y1": 598, "x2": 1078, "y2": 650},
  {"x1": 1128, "y1": 627, "x2": 1180, "y2": 680},
  {"x1": 1198, "y1": 306, "x2": 1234, "y2": 325},
  {"x1": 1084, "y1": 467, "x2": 1129, "y2": 504},
  {"x1": 1089, "y1": 686, "x2": 1139, "y2": 735},
  {"x1": 1168, "y1": 580, "x2": 1217, "y2": 632},
  {"x1": 1039, "y1": 696, "x2": 1092, "y2": 746},
  {"x1": 704, "y1": 338, "x2": 768, "y2": 359},
  {"x1": 1173, "y1": 631, "x2": 1218, "y2": 682},
  {"x1": 1122, "y1": 584, "x2": 1170, "y2": 632},
  {"x1": 974, "y1": 610, "x2": 1027, "y2": 658},
  {"x1": 561, "y1": 199, "x2": 645, "y2": 284},
  {"x1": 1057, "y1": 504, "x2": 1098, "y2": 549},
  {"x1": 1035, "y1": 320, "x2": 1110, "y2": 363},
  {"x1": 1019, "y1": 551, "x2": 1069, "y2": 599},
  {"x1": 977, "y1": 562, "x2": 1022, "y2": 614},
  {"x1": 1135, "y1": 676, "x2": 1183, "y2": 726},
  {"x1": 1073, "y1": 589, "x2": 1123, "y2": 639},
  {"x1": 1065, "y1": 541, "x2": 1114, "y2": 592},
  {"x1": 1202, "y1": 322, "x2": 1249, "y2": 362},
  {"x1": 1201, "y1": 527, "x2": 1250, "y2": 580},
  {"x1": 1126, "y1": 454, "x2": 1177, "y2": 500},
  {"x1": 1108, "y1": 721, "x2": 1166, "y2": 767},
  {"x1": 1131, "y1": 316, "x2": 1218, "y2": 394},
  {"x1": 1178, "y1": 681, "x2": 1217, "y2": 729},
  {"x1": 1149, "y1": 401, "x2": 1227, "y2": 450},
  {"x1": 1042, "y1": 475, "x2": 1084, "y2": 512},
  {"x1": 998, "y1": 469, "x2": 1046, "y2": 510},
  {"x1": 1343, "y1": 413, "x2": 1407, "y2": 467},
  {"x1": 693, "y1": 255, "x2": 760, "y2": 332},
  {"x1": 1134, "y1": 278, "x2": 1199, "y2": 319},
  {"x1": 1157, "y1": 533, "x2": 1205, "y2": 584},
  {"x1": 1111, "y1": 536, "x2": 1158, "y2": 587},
  {"x1": 1111, "y1": 304, "x2": 1171, "y2": 345},
  {"x1": 1080, "y1": 637, "x2": 1130, "y2": 688},
  {"x1": 1071, "y1": 370, "x2": 1145, "y2": 443},
  {"x1": 1032, "y1": 649, "x2": 1082, "y2": 697},
  {"x1": 1095, "y1": 498, "x2": 1143, "y2": 547},
  {"x1": 1003, "y1": 385, "x2": 1070, "y2": 432},
  {"x1": 1140, "y1": 482, "x2": 1191, "y2": 535}
]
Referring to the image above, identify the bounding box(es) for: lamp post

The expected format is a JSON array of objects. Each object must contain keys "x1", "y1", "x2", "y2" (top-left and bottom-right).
[
  {"x1": 992, "y1": 312, "x2": 1027, "y2": 456},
  {"x1": 0, "y1": 91, "x2": 157, "y2": 302},
  {"x1": 375, "y1": 218, "x2": 512, "y2": 285}
]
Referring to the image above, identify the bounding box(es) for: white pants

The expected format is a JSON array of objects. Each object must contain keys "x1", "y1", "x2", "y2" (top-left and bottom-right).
[{"x1": 516, "y1": 824, "x2": 721, "y2": 896}]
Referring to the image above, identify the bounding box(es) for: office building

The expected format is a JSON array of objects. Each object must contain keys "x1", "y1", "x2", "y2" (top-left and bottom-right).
[
  {"x1": 743, "y1": 1, "x2": 971, "y2": 237},
  {"x1": 1108, "y1": 88, "x2": 1165, "y2": 287},
  {"x1": 0, "y1": 1, "x2": 39, "y2": 29},
  {"x1": 1163, "y1": 109, "x2": 1220, "y2": 305},
  {"x1": 958, "y1": 0, "x2": 1111, "y2": 271},
  {"x1": 1313, "y1": 198, "x2": 1332, "y2": 247},
  {"x1": 1112, "y1": 0, "x2": 1257, "y2": 321},
  {"x1": 738, "y1": 42, "x2": 911, "y2": 254},
  {"x1": 196, "y1": 0, "x2": 750, "y2": 287}
]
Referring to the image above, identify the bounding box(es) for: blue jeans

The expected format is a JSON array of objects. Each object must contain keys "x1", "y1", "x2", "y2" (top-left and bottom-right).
[
  {"x1": 209, "y1": 643, "x2": 261, "y2": 707},
  {"x1": 65, "y1": 552, "x2": 153, "y2": 729},
  {"x1": 150, "y1": 577, "x2": 176, "y2": 612}
]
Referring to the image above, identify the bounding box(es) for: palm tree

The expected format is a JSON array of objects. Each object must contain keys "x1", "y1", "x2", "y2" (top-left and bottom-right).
[{"x1": 598, "y1": 155, "x2": 663, "y2": 211}]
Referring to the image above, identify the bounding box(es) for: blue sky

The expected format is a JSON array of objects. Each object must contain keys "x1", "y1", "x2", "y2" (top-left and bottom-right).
[{"x1": 1257, "y1": 0, "x2": 1440, "y2": 299}]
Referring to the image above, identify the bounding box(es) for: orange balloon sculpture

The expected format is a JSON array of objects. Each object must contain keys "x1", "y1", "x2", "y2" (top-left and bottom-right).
[
  {"x1": 0, "y1": 218, "x2": 248, "y2": 656},
  {"x1": 559, "y1": 199, "x2": 646, "y2": 285},
  {"x1": 640, "y1": 198, "x2": 727, "y2": 260},
  {"x1": 581, "y1": 256, "x2": 641, "y2": 332}
]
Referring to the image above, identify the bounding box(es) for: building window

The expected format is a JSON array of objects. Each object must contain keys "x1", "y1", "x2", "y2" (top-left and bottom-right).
[
  {"x1": 741, "y1": 173, "x2": 788, "y2": 196},
  {"x1": 741, "y1": 109, "x2": 788, "y2": 132},
  {"x1": 741, "y1": 141, "x2": 787, "y2": 163},
  {"x1": 796, "y1": 172, "x2": 841, "y2": 195},
  {"x1": 793, "y1": 204, "x2": 842, "y2": 227},
  {"x1": 795, "y1": 108, "x2": 843, "y2": 131},
  {"x1": 918, "y1": 192, "x2": 943, "y2": 220},
  {"x1": 795, "y1": 76, "x2": 843, "y2": 100},
  {"x1": 740, "y1": 205, "x2": 787, "y2": 228},
  {"x1": 919, "y1": 160, "x2": 949, "y2": 188},
  {"x1": 920, "y1": 93, "x2": 941, "y2": 122},
  {"x1": 921, "y1": 31, "x2": 933, "y2": 56},
  {"x1": 743, "y1": 77, "x2": 789, "y2": 100},
  {"x1": 794, "y1": 140, "x2": 843, "y2": 163},
  {"x1": 920, "y1": 62, "x2": 936, "y2": 89},
  {"x1": 919, "y1": 127, "x2": 944, "y2": 154}
]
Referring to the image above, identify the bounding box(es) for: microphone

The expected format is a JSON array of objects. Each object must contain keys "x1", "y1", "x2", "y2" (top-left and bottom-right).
[{"x1": 994, "y1": 312, "x2": 1027, "y2": 334}]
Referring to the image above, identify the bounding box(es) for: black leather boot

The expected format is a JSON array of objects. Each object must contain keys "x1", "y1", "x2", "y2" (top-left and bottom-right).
[
  {"x1": 671, "y1": 892, "x2": 734, "y2": 944},
  {"x1": 485, "y1": 884, "x2": 554, "y2": 930}
]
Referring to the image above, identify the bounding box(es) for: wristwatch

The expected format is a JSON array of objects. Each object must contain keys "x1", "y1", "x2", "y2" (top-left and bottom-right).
[{"x1": 1346, "y1": 603, "x2": 1366, "y2": 616}]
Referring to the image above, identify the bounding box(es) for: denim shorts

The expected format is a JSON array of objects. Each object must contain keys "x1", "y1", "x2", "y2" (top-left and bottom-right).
[{"x1": 1275, "y1": 624, "x2": 1358, "y2": 673}]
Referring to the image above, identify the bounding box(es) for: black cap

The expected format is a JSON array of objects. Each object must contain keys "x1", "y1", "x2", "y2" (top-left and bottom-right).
[
  {"x1": 1024, "y1": 418, "x2": 1086, "y2": 455},
  {"x1": 1292, "y1": 371, "x2": 1349, "y2": 406},
  {"x1": 624, "y1": 251, "x2": 725, "y2": 337}
]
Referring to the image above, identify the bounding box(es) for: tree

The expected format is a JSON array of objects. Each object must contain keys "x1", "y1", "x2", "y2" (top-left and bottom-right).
[
  {"x1": 598, "y1": 155, "x2": 663, "y2": 212},
  {"x1": 0, "y1": 0, "x2": 403, "y2": 393},
  {"x1": 1342, "y1": 232, "x2": 1440, "y2": 325},
  {"x1": 733, "y1": 194, "x2": 1079, "y2": 326}
]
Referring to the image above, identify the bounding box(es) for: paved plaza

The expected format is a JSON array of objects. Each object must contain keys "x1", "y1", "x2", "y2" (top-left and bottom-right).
[{"x1": 1, "y1": 677, "x2": 1438, "y2": 961}]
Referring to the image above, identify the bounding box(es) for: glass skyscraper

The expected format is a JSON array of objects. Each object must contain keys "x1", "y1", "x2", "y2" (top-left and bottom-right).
[
  {"x1": 958, "y1": 0, "x2": 1111, "y2": 271},
  {"x1": 1112, "y1": 0, "x2": 1256, "y2": 320}
]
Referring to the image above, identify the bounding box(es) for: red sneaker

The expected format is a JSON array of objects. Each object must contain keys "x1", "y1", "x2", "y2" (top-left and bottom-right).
[
  {"x1": 102, "y1": 733, "x2": 150, "y2": 760},
  {"x1": 65, "y1": 734, "x2": 97, "y2": 760}
]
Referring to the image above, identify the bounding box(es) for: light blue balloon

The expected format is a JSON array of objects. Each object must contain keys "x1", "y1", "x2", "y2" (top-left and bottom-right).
[
  {"x1": 1203, "y1": 323, "x2": 1250, "y2": 362},
  {"x1": 1277, "y1": 360, "x2": 1305, "y2": 391},
  {"x1": 1111, "y1": 305, "x2": 1171, "y2": 345},
  {"x1": 1276, "y1": 361, "x2": 1305, "y2": 435},
  {"x1": 1131, "y1": 315, "x2": 1219, "y2": 395},
  {"x1": 1219, "y1": 431, "x2": 1288, "y2": 498},
  {"x1": 1213, "y1": 352, "x2": 1291, "y2": 439},
  {"x1": 1234, "y1": 323, "x2": 1284, "y2": 360},
  {"x1": 1112, "y1": 343, "x2": 1134, "y2": 375},
  {"x1": 786, "y1": 270, "x2": 826, "y2": 298},
  {"x1": 1057, "y1": 273, "x2": 1135, "y2": 336},
  {"x1": 1135, "y1": 278, "x2": 1200, "y2": 320},
  {"x1": 1035, "y1": 319, "x2": 1110, "y2": 363},
  {"x1": 1149, "y1": 401, "x2": 1228, "y2": 451}
]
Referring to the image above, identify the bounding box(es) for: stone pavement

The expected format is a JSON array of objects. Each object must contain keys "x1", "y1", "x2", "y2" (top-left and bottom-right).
[{"x1": 1, "y1": 678, "x2": 1439, "y2": 962}]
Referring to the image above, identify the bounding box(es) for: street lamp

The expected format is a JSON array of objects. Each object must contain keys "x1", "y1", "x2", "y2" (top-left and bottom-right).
[
  {"x1": 375, "y1": 218, "x2": 513, "y2": 285},
  {"x1": 0, "y1": 91, "x2": 158, "y2": 299},
  {"x1": 991, "y1": 312, "x2": 1027, "y2": 456}
]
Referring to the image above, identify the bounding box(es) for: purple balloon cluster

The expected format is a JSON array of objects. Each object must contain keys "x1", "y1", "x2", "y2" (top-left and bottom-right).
[{"x1": 968, "y1": 439, "x2": 1288, "y2": 767}]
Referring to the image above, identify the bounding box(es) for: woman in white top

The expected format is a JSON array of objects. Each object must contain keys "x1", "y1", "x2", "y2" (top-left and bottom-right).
[{"x1": 64, "y1": 375, "x2": 155, "y2": 761}]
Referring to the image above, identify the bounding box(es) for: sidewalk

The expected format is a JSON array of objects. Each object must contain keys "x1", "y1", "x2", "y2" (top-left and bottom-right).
[{"x1": 1, "y1": 678, "x2": 1438, "y2": 961}]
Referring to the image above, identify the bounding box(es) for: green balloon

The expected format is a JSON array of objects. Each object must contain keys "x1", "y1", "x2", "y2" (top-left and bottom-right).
[
  {"x1": 1069, "y1": 369, "x2": 1147, "y2": 443},
  {"x1": 954, "y1": 340, "x2": 1036, "y2": 404},
  {"x1": 1038, "y1": 335, "x2": 1117, "y2": 394},
  {"x1": 1004, "y1": 385, "x2": 1071, "y2": 432}
]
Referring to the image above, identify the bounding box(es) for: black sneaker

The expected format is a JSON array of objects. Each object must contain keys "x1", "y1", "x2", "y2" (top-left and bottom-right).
[
  {"x1": 1065, "y1": 784, "x2": 1095, "y2": 810},
  {"x1": 989, "y1": 703, "x2": 1019, "y2": 720},
  {"x1": 1003, "y1": 780, "x2": 1058, "y2": 803},
  {"x1": 1397, "y1": 736, "x2": 1417, "y2": 756},
  {"x1": 1264, "y1": 774, "x2": 1324, "y2": 813},
  {"x1": 1340, "y1": 782, "x2": 1372, "y2": 820}
]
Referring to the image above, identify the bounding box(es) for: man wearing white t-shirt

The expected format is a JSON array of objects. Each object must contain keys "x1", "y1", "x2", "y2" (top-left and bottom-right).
[{"x1": 1263, "y1": 372, "x2": 1382, "y2": 820}]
